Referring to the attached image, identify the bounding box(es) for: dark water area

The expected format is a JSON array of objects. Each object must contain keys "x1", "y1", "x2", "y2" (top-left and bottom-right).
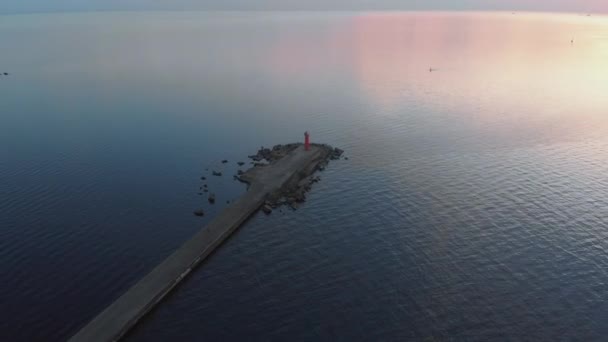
[{"x1": 2, "y1": 11, "x2": 608, "y2": 341}]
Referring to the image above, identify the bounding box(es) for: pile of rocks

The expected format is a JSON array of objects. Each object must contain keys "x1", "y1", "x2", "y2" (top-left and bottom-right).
[
  {"x1": 330, "y1": 147, "x2": 344, "y2": 160},
  {"x1": 248, "y1": 143, "x2": 300, "y2": 163},
  {"x1": 245, "y1": 143, "x2": 345, "y2": 214},
  {"x1": 195, "y1": 143, "x2": 345, "y2": 216},
  {"x1": 262, "y1": 174, "x2": 322, "y2": 213}
]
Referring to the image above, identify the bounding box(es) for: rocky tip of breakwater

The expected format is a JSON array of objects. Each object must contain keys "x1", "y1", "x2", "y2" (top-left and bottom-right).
[
  {"x1": 243, "y1": 143, "x2": 344, "y2": 213},
  {"x1": 193, "y1": 142, "x2": 345, "y2": 216},
  {"x1": 247, "y1": 143, "x2": 343, "y2": 164},
  {"x1": 261, "y1": 174, "x2": 323, "y2": 213}
]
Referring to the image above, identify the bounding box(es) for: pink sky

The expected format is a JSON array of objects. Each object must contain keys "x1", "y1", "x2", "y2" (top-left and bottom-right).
[{"x1": 3, "y1": 0, "x2": 608, "y2": 15}]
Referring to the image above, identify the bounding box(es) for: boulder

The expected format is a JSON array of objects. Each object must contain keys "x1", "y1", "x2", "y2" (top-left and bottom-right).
[
  {"x1": 237, "y1": 161, "x2": 245, "y2": 166},
  {"x1": 262, "y1": 148, "x2": 271, "y2": 156},
  {"x1": 212, "y1": 171, "x2": 222, "y2": 176},
  {"x1": 221, "y1": 160, "x2": 228, "y2": 164},
  {"x1": 295, "y1": 193, "x2": 306, "y2": 203},
  {"x1": 208, "y1": 193, "x2": 216, "y2": 204},
  {"x1": 262, "y1": 204, "x2": 272, "y2": 215},
  {"x1": 330, "y1": 147, "x2": 344, "y2": 160},
  {"x1": 193, "y1": 209, "x2": 205, "y2": 216}
]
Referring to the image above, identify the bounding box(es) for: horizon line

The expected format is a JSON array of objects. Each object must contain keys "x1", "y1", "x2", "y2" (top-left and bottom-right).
[{"x1": 0, "y1": 8, "x2": 605, "y2": 16}]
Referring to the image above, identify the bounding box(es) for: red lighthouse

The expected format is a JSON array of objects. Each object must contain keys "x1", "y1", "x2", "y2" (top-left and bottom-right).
[{"x1": 304, "y1": 131, "x2": 310, "y2": 151}]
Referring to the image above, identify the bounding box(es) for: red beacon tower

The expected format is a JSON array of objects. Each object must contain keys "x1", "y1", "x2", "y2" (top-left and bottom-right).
[{"x1": 304, "y1": 131, "x2": 310, "y2": 151}]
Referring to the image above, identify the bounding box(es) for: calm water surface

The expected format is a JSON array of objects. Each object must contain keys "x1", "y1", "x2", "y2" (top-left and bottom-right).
[{"x1": 2, "y1": 11, "x2": 608, "y2": 341}]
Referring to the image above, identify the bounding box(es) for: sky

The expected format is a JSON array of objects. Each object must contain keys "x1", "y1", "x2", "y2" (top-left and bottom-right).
[{"x1": 1, "y1": 0, "x2": 607, "y2": 15}]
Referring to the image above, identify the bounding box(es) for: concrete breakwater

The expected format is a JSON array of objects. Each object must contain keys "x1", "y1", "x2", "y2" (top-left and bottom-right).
[{"x1": 69, "y1": 143, "x2": 342, "y2": 342}]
